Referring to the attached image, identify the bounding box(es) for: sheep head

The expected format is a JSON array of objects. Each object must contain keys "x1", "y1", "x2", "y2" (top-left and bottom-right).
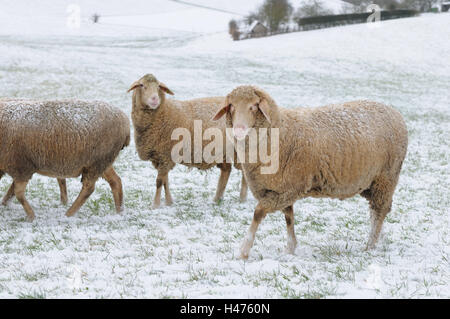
[
  {"x1": 212, "y1": 85, "x2": 280, "y2": 140},
  {"x1": 128, "y1": 74, "x2": 174, "y2": 110}
]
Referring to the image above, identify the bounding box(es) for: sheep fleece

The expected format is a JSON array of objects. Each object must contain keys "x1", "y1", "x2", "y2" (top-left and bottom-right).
[
  {"x1": 0, "y1": 99, "x2": 130, "y2": 181},
  {"x1": 132, "y1": 95, "x2": 229, "y2": 172},
  {"x1": 242, "y1": 100, "x2": 408, "y2": 211}
]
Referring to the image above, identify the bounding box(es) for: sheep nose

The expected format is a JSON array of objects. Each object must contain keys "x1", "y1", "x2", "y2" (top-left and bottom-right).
[
  {"x1": 233, "y1": 125, "x2": 248, "y2": 140},
  {"x1": 151, "y1": 96, "x2": 158, "y2": 102}
]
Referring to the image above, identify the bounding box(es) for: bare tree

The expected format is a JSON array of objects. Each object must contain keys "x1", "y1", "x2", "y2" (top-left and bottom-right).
[
  {"x1": 294, "y1": 0, "x2": 333, "y2": 18},
  {"x1": 341, "y1": 2, "x2": 357, "y2": 14},
  {"x1": 351, "y1": 0, "x2": 378, "y2": 13},
  {"x1": 229, "y1": 19, "x2": 238, "y2": 34},
  {"x1": 228, "y1": 19, "x2": 241, "y2": 40},
  {"x1": 245, "y1": 11, "x2": 260, "y2": 25},
  {"x1": 257, "y1": 0, "x2": 293, "y2": 31},
  {"x1": 400, "y1": 0, "x2": 437, "y2": 11}
]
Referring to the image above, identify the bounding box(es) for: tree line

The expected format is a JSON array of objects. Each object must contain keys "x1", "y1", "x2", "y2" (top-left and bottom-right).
[{"x1": 229, "y1": 0, "x2": 440, "y2": 39}]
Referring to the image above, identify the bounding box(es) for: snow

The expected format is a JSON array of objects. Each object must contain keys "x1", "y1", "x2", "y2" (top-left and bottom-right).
[
  {"x1": 249, "y1": 20, "x2": 260, "y2": 31},
  {"x1": 0, "y1": 1, "x2": 449, "y2": 298},
  {"x1": 0, "y1": 0, "x2": 353, "y2": 36}
]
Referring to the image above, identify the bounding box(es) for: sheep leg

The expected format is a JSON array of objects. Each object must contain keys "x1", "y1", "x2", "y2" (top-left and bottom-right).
[
  {"x1": 239, "y1": 173, "x2": 248, "y2": 203},
  {"x1": 213, "y1": 163, "x2": 231, "y2": 203},
  {"x1": 0, "y1": 171, "x2": 15, "y2": 205},
  {"x1": 366, "y1": 208, "x2": 389, "y2": 250},
  {"x1": 365, "y1": 176, "x2": 395, "y2": 250},
  {"x1": 57, "y1": 178, "x2": 68, "y2": 205},
  {"x1": 13, "y1": 180, "x2": 35, "y2": 222},
  {"x1": 283, "y1": 205, "x2": 297, "y2": 254},
  {"x1": 103, "y1": 166, "x2": 124, "y2": 213},
  {"x1": 162, "y1": 173, "x2": 173, "y2": 206},
  {"x1": 152, "y1": 171, "x2": 164, "y2": 209},
  {"x1": 66, "y1": 178, "x2": 97, "y2": 217},
  {"x1": 240, "y1": 204, "x2": 267, "y2": 260},
  {"x1": 2, "y1": 182, "x2": 16, "y2": 205}
]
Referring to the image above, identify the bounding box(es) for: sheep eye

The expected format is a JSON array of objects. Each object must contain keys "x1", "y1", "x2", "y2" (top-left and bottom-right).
[
  {"x1": 250, "y1": 104, "x2": 258, "y2": 112},
  {"x1": 229, "y1": 104, "x2": 234, "y2": 112}
]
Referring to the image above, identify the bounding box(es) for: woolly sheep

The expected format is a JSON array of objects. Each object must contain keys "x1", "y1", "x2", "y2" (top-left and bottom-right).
[
  {"x1": 213, "y1": 86, "x2": 408, "y2": 259},
  {"x1": 0, "y1": 98, "x2": 68, "y2": 205},
  {"x1": 0, "y1": 99, "x2": 130, "y2": 221},
  {"x1": 128, "y1": 74, "x2": 248, "y2": 209}
]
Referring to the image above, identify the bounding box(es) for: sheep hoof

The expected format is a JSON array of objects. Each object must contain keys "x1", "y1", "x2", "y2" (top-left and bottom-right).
[
  {"x1": 65, "y1": 210, "x2": 76, "y2": 217},
  {"x1": 239, "y1": 197, "x2": 247, "y2": 203},
  {"x1": 213, "y1": 196, "x2": 223, "y2": 204},
  {"x1": 151, "y1": 203, "x2": 161, "y2": 210},
  {"x1": 364, "y1": 242, "x2": 376, "y2": 251},
  {"x1": 240, "y1": 251, "x2": 249, "y2": 260},
  {"x1": 116, "y1": 205, "x2": 125, "y2": 214},
  {"x1": 286, "y1": 241, "x2": 297, "y2": 255},
  {"x1": 240, "y1": 243, "x2": 251, "y2": 260},
  {"x1": 25, "y1": 215, "x2": 35, "y2": 222},
  {"x1": 165, "y1": 200, "x2": 173, "y2": 206}
]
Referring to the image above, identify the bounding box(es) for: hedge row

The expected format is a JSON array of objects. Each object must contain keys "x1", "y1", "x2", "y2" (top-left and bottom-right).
[{"x1": 295, "y1": 9, "x2": 419, "y2": 27}]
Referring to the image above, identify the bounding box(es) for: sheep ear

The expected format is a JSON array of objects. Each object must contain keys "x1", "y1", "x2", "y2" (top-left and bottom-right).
[
  {"x1": 212, "y1": 105, "x2": 229, "y2": 121},
  {"x1": 159, "y1": 82, "x2": 174, "y2": 95},
  {"x1": 254, "y1": 89, "x2": 272, "y2": 124},
  {"x1": 127, "y1": 81, "x2": 142, "y2": 93},
  {"x1": 257, "y1": 100, "x2": 272, "y2": 124}
]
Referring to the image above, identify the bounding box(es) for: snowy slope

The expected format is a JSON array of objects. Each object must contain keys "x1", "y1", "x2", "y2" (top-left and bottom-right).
[
  {"x1": 0, "y1": 1, "x2": 449, "y2": 299},
  {"x1": 0, "y1": 0, "x2": 233, "y2": 35},
  {"x1": 0, "y1": 0, "x2": 353, "y2": 35}
]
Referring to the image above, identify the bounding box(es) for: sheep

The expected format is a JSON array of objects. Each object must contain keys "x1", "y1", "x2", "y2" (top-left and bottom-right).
[
  {"x1": 213, "y1": 85, "x2": 408, "y2": 259},
  {"x1": 0, "y1": 98, "x2": 68, "y2": 205},
  {"x1": 128, "y1": 74, "x2": 247, "y2": 209},
  {"x1": 0, "y1": 99, "x2": 130, "y2": 221}
]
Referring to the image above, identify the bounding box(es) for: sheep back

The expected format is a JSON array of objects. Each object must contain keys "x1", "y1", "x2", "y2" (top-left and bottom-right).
[
  {"x1": 132, "y1": 96, "x2": 229, "y2": 171},
  {"x1": 246, "y1": 100, "x2": 408, "y2": 211},
  {"x1": 0, "y1": 99, "x2": 130, "y2": 180}
]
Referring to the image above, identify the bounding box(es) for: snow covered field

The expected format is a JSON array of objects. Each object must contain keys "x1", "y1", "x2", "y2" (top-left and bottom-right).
[{"x1": 0, "y1": 1, "x2": 449, "y2": 298}]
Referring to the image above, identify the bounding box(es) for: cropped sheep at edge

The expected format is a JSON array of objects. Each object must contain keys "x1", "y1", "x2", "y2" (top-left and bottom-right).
[
  {"x1": 0, "y1": 98, "x2": 68, "y2": 205},
  {"x1": 0, "y1": 99, "x2": 130, "y2": 220}
]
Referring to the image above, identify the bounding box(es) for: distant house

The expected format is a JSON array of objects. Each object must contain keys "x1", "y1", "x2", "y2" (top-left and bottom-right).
[
  {"x1": 248, "y1": 21, "x2": 268, "y2": 38},
  {"x1": 442, "y1": 2, "x2": 450, "y2": 12}
]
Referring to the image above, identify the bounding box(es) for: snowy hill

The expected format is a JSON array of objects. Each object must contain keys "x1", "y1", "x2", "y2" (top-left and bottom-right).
[
  {"x1": 0, "y1": 0, "x2": 449, "y2": 299},
  {"x1": 0, "y1": 0, "x2": 354, "y2": 35}
]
